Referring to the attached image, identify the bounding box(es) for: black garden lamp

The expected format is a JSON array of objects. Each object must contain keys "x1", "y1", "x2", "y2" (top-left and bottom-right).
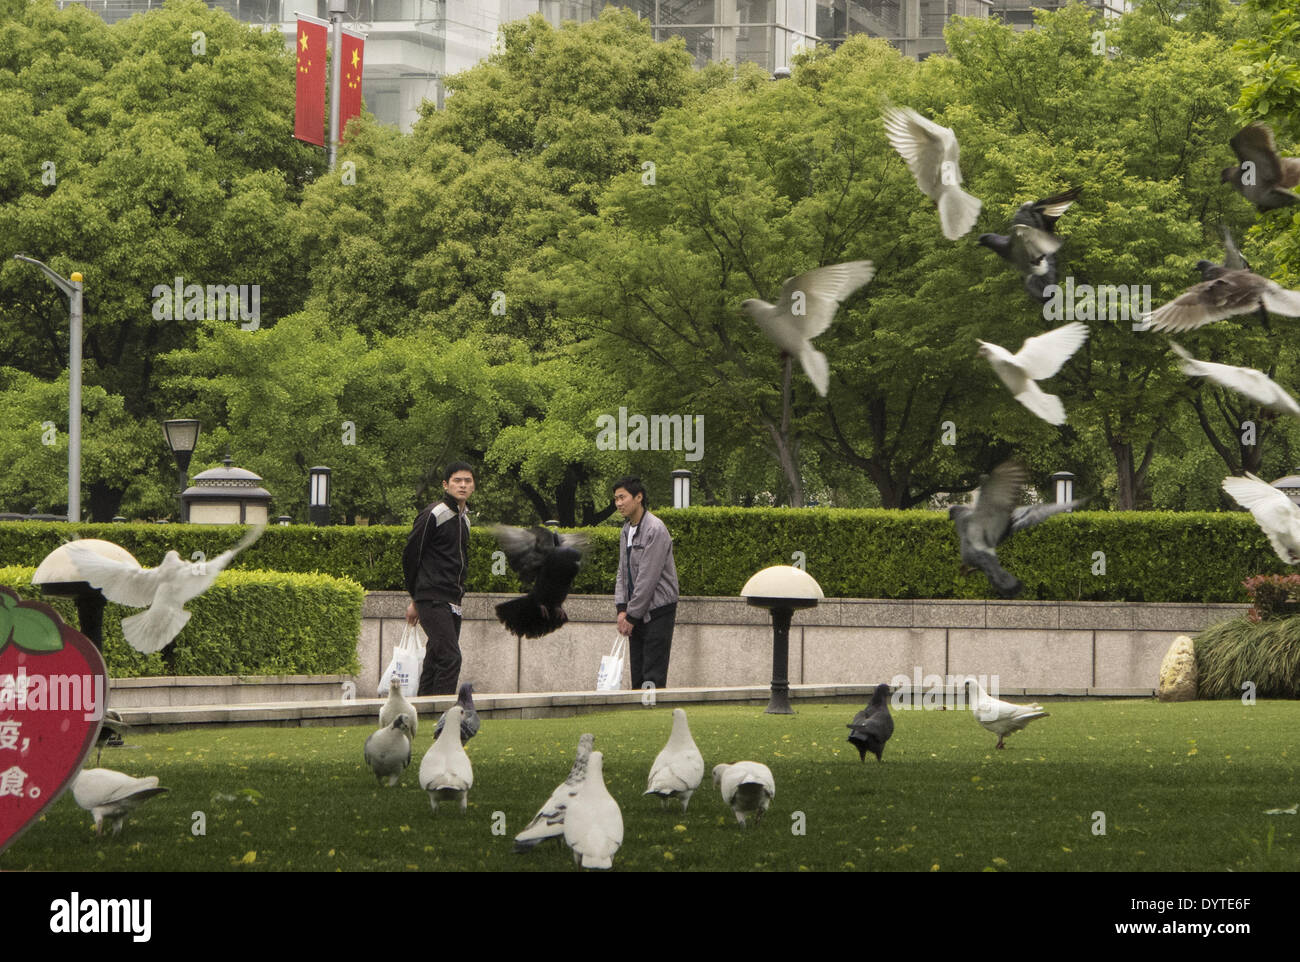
[
  {"x1": 163, "y1": 419, "x2": 200, "y2": 521},
  {"x1": 740, "y1": 565, "x2": 824, "y2": 715}
]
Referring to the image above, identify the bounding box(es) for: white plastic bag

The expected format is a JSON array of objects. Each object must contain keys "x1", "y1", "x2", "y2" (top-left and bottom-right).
[
  {"x1": 595, "y1": 636, "x2": 627, "y2": 692},
  {"x1": 378, "y1": 624, "x2": 424, "y2": 697}
]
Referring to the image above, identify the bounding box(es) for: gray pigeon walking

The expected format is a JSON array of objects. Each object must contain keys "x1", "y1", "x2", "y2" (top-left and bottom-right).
[
  {"x1": 514, "y1": 733, "x2": 595, "y2": 853},
  {"x1": 978, "y1": 187, "x2": 1082, "y2": 303},
  {"x1": 883, "y1": 106, "x2": 982, "y2": 240},
  {"x1": 433, "y1": 682, "x2": 480, "y2": 743},
  {"x1": 741, "y1": 260, "x2": 876, "y2": 397},
  {"x1": 949, "y1": 460, "x2": 1085, "y2": 598},
  {"x1": 363, "y1": 716, "x2": 413, "y2": 787},
  {"x1": 847, "y1": 683, "x2": 894, "y2": 762},
  {"x1": 1222, "y1": 123, "x2": 1300, "y2": 211}
]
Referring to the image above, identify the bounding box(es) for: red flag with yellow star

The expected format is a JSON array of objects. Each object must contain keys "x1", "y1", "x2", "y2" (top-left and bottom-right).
[
  {"x1": 339, "y1": 28, "x2": 365, "y2": 142},
  {"x1": 295, "y1": 16, "x2": 328, "y2": 146}
]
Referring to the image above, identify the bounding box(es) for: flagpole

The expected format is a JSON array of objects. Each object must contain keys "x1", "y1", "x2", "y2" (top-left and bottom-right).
[{"x1": 327, "y1": 0, "x2": 345, "y2": 169}]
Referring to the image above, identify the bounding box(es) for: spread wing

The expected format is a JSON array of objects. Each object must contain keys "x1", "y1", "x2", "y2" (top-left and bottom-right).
[{"x1": 62, "y1": 542, "x2": 161, "y2": 608}]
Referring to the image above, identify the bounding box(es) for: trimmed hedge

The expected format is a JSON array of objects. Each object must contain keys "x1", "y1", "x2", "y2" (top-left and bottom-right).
[
  {"x1": 0, "y1": 566, "x2": 363, "y2": 678},
  {"x1": 0, "y1": 508, "x2": 1286, "y2": 602}
]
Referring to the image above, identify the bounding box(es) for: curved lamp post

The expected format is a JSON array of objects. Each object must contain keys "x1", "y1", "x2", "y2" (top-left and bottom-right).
[{"x1": 740, "y1": 565, "x2": 824, "y2": 715}]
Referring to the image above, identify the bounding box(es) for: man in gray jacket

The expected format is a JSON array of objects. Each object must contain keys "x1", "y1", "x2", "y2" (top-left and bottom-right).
[{"x1": 613, "y1": 476, "x2": 679, "y2": 690}]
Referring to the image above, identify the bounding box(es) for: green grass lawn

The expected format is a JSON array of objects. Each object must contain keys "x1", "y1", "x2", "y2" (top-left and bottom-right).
[{"x1": 5, "y1": 701, "x2": 1298, "y2": 872}]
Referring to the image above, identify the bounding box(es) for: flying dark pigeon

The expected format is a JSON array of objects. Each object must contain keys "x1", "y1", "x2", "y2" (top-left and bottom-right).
[
  {"x1": 1197, "y1": 228, "x2": 1251, "y2": 282},
  {"x1": 1222, "y1": 124, "x2": 1300, "y2": 212},
  {"x1": 882, "y1": 106, "x2": 982, "y2": 240},
  {"x1": 948, "y1": 460, "x2": 1086, "y2": 598},
  {"x1": 741, "y1": 260, "x2": 875, "y2": 397},
  {"x1": 978, "y1": 187, "x2": 1082, "y2": 302},
  {"x1": 488, "y1": 525, "x2": 588, "y2": 639},
  {"x1": 846, "y1": 683, "x2": 894, "y2": 762},
  {"x1": 433, "y1": 682, "x2": 480, "y2": 743},
  {"x1": 1139, "y1": 268, "x2": 1300, "y2": 333}
]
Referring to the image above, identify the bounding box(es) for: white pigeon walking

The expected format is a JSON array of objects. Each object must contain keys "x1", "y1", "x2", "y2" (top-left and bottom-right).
[
  {"x1": 964, "y1": 678, "x2": 1048, "y2": 749},
  {"x1": 563, "y1": 750, "x2": 623, "y2": 869},
  {"x1": 364, "y1": 716, "x2": 413, "y2": 787},
  {"x1": 378, "y1": 677, "x2": 418, "y2": 737},
  {"x1": 63, "y1": 525, "x2": 265, "y2": 654},
  {"x1": 72, "y1": 769, "x2": 168, "y2": 836},
  {"x1": 712, "y1": 761, "x2": 775, "y2": 828},
  {"x1": 741, "y1": 260, "x2": 876, "y2": 397},
  {"x1": 1222, "y1": 473, "x2": 1300, "y2": 564},
  {"x1": 977, "y1": 321, "x2": 1089, "y2": 425},
  {"x1": 1169, "y1": 343, "x2": 1300, "y2": 417},
  {"x1": 644, "y1": 708, "x2": 704, "y2": 812},
  {"x1": 515, "y1": 733, "x2": 595, "y2": 853},
  {"x1": 882, "y1": 106, "x2": 982, "y2": 240},
  {"x1": 418, "y1": 705, "x2": 473, "y2": 813}
]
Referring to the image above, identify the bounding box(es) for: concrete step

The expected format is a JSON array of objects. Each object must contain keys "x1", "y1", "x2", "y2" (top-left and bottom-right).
[{"x1": 107, "y1": 684, "x2": 1156, "y2": 730}]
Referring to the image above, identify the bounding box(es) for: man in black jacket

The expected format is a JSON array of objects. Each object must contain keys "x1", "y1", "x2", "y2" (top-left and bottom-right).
[{"x1": 402, "y1": 462, "x2": 474, "y2": 695}]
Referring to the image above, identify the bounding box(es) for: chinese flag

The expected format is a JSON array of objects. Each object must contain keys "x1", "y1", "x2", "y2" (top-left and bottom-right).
[
  {"x1": 295, "y1": 16, "x2": 328, "y2": 146},
  {"x1": 340, "y1": 29, "x2": 365, "y2": 142}
]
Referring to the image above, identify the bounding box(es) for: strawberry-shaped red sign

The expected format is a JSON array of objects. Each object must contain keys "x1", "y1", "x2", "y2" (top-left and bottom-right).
[{"x1": 0, "y1": 585, "x2": 107, "y2": 856}]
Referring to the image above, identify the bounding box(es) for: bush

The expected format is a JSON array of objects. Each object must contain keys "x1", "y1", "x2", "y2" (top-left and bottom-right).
[
  {"x1": 0, "y1": 507, "x2": 1285, "y2": 602},
  {"x1": 1242, "y1": 574, "x2": 1300, "y2": 622},
  {"x1": 1193, "y1": 616, "x2": 1300, "y2": 699},
  {"x1": 0, "y1": 565, "x2": 363, "y2": 677}
]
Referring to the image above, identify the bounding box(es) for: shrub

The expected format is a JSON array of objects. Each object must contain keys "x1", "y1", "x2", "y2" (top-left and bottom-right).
[
  {"x1": 1242, "y1": 574, "x2": 1300, "y2": 623},
  {"x1": 0, "y1": 565, "x2": 363, "y2": 677},
  {"x1": 1193, "y1": 616, "x2": 1300, "y2": 699}
]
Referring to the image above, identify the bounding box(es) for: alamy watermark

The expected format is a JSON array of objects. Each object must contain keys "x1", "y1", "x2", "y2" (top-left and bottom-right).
[
  {"x1": 0, "y1": 668, "x2": 105, "y2": 721},
  {"x1": 888, "y1": 670, "x2": 1000, "y2": 709},
  {"x1": 1043, "y1": 278, "x2": 1150, "y2": 323},
  {"x1": 151, "y1": 276, "x2": 260, "y2": 330},
  {"x1": 595, "y1": 407, "x2": 703, "y2": 462}
]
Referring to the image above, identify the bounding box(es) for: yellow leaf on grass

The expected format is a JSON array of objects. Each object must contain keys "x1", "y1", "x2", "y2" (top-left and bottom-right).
[{"x1": 239, "y1": 851, "x2": 257, "y2": 864}]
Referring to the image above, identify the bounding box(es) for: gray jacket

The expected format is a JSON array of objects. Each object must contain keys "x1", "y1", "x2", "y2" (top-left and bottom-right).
[{"x1": 614, "y1": 510, "x2": 679, "y2": 622}]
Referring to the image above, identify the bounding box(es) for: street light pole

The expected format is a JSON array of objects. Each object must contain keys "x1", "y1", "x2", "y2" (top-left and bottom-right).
[{"x1": 14, "y1": 255, "x2": 82, "y2": 522}]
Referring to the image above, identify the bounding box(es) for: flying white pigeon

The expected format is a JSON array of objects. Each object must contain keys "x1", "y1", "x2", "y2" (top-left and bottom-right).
[
  {"x1": 741, "y1": 260, "x2": 876, "y2": 397},
  {"x1": 563, "y1": 750, "x2": 623, "y2": 870},
  {"x1": 62, "y1": 525, "x2": 265, "y2": 654},
  {"x1": 964, "y1": 678, "x2": 1048, "y2": 749},
  {"x1": 378, "y1": 677, "x2": 418, "y2": 737},
  {"x1": 977, "y1": 321, "x2": 1089, "y2": 425},
  {"x1": 1169, "y1": 343, "x2": 1300, "y2": 417},
  {"x1": 1221, "y1": 473, "x2": 1300, "y2": 564},
  {"x1": 882, "y1": 105, "x2": 982, "y2": 240},
  {"x1": 515, "y1": 733, "x2": 595, "y2": 853},
  {"x1": 644, "y1": 708, "x2": 705, "y2": 812},
  {"x1": 712, "y1": 761, "x2": 775, "y2": 828},
  {"x1": 418, "y1": 705, "x2": 473, "y2": 813},
  {"x1": 72, "y1": 768, "x2": 168, "y2": 836},
  {"x1": 364, "y1": 716, "x2": 413, "y2": 787}
]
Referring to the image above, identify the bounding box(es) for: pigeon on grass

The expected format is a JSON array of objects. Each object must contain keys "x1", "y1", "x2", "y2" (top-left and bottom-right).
[
  {"x1": 95, "y1": 709, "x2": 129, "y2": 766},
  {"x1": 488, "y1": 525, "x2": 588, "y2": 639},
  {"x1": 964, "y1": 679, "x2": 1048, "y2": 749},
  {"x1": 72, "y1": 769, "x2": 168, "y2": 836},
  {"x1": 978, "y1": 187, "x2": 1082, "y2": 302},
  {"x1": 433, "y1": 682, "x2": 480, "y2": 743},
  {"x1": 63, "y1": 525, "x2": 265, "y2": 654},
  {"x1": 379, "y1": 676, "x2": 418, "y2": 737},
  {"x1": 1222, "y1": 123, "x2": 1300, "y2": 211},
  {"x1": 741, "y1": 260, "x2": 875, "y2": 397},
  {"x1": 847, "y1": 683, "x2": 894, "y2": 762},
  {"x1": 514, "y1": 733, "x2": 595, "y2": 853},
  {"x1": 564, "y1": 751, "x2": 623, "y2": 869},
  {"x1": 1169, "y1": 343, "x2": 1300, "y2": 417},
  {"x1": 712, "y1": 761, "x2": 775, "y2": 828},
  {"x1": 419, "y1": 705, "x2": 473, "y2": 814},
  {"x1": 1221, "y1": 473, "x2": 1300, "y2": 564},
  {"x1": 977, "y1": 321, "x2": 1089, "y2": 426},
  {"x1": 644, "y1": 708, "x2": 705, "y2": 811},
  {"x1": 364, "y1": 716, "x2": 413, "y2": 787},
  {"x1": 949, "y1": 460, "x2": 1086, "y2": 599},
  {"x1": 882, "y1": 106, "x2": 982, "y2": 240}
]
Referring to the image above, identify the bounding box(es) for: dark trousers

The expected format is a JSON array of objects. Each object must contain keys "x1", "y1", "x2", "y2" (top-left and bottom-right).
[
  {"x1": 629, "y1": 603, "x2": 676, "y2": 690},
  {"x1": 415, "y1": 601, "x2": 462, "y2": 696}
]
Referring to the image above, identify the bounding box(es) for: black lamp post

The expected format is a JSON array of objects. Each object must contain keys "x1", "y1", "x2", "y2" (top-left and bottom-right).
[
  {"x1": 740, "y1": 565, "x2": 824, "y2": 714},
  {"x1": 163, "y1": 419, "x2": 200, "y2": 521},
  {"x1": 310, "y1": 466, "x2": 331, "y2": 526}
]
